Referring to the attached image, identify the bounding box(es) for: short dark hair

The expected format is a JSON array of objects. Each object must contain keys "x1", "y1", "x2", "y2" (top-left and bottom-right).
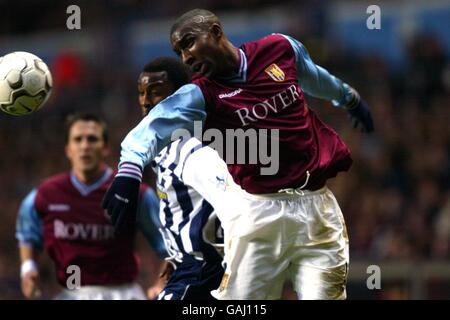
[
  {"x1": 64, "y1": 113, "x2": 109, "y2": 144},
  {"x1": 170, "y1": 9, "x2": 220, "y2": 37},
  {"x1": 142, "y1": 57, "x2": 191, "y2": 90}
]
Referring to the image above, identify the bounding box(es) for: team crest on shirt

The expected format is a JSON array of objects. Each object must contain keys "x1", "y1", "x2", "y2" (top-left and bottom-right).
[{"x1": 264, "y1": 63, "x2": 285, "y2": 82}]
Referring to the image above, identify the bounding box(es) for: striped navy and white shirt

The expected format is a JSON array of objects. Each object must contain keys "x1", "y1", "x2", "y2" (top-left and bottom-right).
[{"x1": 151, "y1": 137, "x2": 224, "y2": 265}]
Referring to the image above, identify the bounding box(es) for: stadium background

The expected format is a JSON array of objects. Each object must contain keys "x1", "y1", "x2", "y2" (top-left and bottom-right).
[{"x1": 0, "y1": 0, "x2": 449, "y2": 299}]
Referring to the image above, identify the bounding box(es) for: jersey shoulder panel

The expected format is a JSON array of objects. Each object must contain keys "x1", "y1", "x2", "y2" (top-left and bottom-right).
[
  {"x1": 241, "y1": 33, "x2": 294, "y2": 57},
  {"x1": 37, "y1": 172, "x2": 71, "y2": 193},
  {"x1": 35, "y1": 172, "x2": 71, "y2": 212},
  {"x1": 191, "y1": 74, "x2": 216, "y2": 109}
]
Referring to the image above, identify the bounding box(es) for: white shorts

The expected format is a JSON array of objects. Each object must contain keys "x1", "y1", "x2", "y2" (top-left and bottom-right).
[
  {"x1": 53, "y1": 282, "x2": 146, "y2": 300},
  {"x1": 182, "y1": 146, "x2": 349, "y2": 300},
  {"x1": 211, "y1": 186, "x2": 349, "y2": 300}
]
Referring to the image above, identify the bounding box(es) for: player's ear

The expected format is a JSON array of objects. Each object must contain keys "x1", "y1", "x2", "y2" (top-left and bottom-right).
[
  {"x1": 64, "y1": 144, "x2": 72, "y2": 161},
  {"x1": 102, "y1": 143, "x2": 111, "y2": 158},
  {"x1": 210, "y1": 23, "x2": 223, "y2": 40}
]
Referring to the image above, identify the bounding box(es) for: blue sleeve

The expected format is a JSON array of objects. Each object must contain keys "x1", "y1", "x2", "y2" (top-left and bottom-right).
[
  {"x1": 120, "y1": 84, "x2": 206, "y2": 169},
  {"x1": 280, "y1": 34, "x2": 354, "y2": 107},
  {"x1": 15, "y1": 189, "x2": 43, "y2": 250},
  {"x1": 137, "y1": 188, "x2": 168, "y2": 258}
]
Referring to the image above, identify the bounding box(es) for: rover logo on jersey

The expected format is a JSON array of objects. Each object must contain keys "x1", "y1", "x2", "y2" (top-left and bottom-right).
[
  {"x1": 53, "y1": 219, "x2": 115, "y2": 240},
  {"x1": 265, "y1": 63, "x2": 285, "y2": 82}
]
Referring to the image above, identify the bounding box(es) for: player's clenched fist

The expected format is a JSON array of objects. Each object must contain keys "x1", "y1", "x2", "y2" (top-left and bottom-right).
[
  {"x1": 341, "y1": 86, "x2": 374, "y2": 133},
  {"x1": 102, "y1": 175, "x2": 141, "y2": 233}
]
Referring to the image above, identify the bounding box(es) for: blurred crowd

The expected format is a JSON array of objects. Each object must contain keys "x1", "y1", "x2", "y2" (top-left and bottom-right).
[
  {"x1": 0, "y1": 0, "x2": 449, "y2": 299},
  {"x1": 324, "y1": 33, "x2": 450, "y2": 262},
  {"x1": 0, "y1": 0, "x2": 307, "y2": 36}
]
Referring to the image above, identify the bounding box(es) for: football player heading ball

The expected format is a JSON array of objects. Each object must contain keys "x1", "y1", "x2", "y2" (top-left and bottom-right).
[{"x1": 103, "y1": 9, "x2": 374, "y2": 300}]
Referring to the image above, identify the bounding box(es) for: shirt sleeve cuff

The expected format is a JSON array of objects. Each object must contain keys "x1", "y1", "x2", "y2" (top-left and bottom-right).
[{"x1": 116, "y1": 162, "x2": 143, "y2": 182}]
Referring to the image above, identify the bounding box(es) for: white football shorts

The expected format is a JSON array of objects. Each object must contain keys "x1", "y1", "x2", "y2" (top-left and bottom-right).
[
  {"x1": 212, "y1": 186, "x2": 349, "y2": 300},
  {"x1": 182, "y1": 144, "x2": 349, "y2": 300}
]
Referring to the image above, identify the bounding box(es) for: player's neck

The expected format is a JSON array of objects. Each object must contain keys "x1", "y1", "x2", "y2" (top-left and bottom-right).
[
  {"x1": 217, "y1": 40, "x2": 240, "y2": 78},
  {"x1": 73, "y1": 165, "x2": 107, "y2": 185}
]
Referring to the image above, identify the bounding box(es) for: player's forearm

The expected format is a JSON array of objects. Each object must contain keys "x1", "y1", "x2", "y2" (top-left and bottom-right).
[
  {"x1": 19, "y1": 244, "x2": 41, "y2": 299},
  {"x1": 119, "y1": 84, "x2": 207, "y2": 174},
  {"x1": 299, "y1": 62, "x2": 348, "y2": 104},
  {"x1": 19, "y1": 244, "x2": 40, "y2": 277},
  {"x1": 19, "y1": 244, "x2": 38, "y2": 262}
]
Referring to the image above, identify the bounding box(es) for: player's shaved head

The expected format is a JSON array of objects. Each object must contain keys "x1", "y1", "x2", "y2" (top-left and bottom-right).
[
  {"x1": 170, "y1": 9, "x2": 220, "y2": 36},
  {"x1": 170, "y1": 9, "x2": 240, "y2": 79}
]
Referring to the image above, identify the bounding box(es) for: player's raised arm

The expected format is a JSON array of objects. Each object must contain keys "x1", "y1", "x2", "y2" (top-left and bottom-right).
[
  {"x1": 119, "y1": 83, "x2": 206, "y2": 172},
  {"x1": 281, "y1": 34, "x2": 374, "y2": 133},
  {"x1": 16, "y1": 189, "x2": 43, "y2": 299},
  {"x1": 103, "y1": 83, "x2": 206, "y2": 232}
]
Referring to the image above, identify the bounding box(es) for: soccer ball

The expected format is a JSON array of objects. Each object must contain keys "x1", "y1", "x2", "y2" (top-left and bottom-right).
[{"x1": 0, "y1": 51, "x2": 52, "y2": 116}]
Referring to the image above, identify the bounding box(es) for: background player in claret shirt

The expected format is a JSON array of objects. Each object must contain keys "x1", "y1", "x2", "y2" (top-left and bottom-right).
[
  {"x1": 16, "y1": 113, "x2": 165, "y2": 300},
  {"x1": 137, "y1": 57, "x2": 225, "y2": 300},
  {"x1": 103, "y1": 9, "x2": 374, "y2": 299}
]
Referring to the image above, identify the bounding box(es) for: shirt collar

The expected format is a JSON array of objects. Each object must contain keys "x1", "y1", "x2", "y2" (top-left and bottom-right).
[
  {"x1": 70, "y1": 167, "x2": 113, "y2": 196},
  {"x1": 218, "y1": 48, "x2": 247, "y2": 83}
]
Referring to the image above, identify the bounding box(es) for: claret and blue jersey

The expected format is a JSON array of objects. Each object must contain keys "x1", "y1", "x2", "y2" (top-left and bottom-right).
[
  {"x1": 16, "y1": 167, "x2": 165, "y2": 286},
  {"x1": 120, "y1": 33, "x2": 354, "y2": 194}
]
